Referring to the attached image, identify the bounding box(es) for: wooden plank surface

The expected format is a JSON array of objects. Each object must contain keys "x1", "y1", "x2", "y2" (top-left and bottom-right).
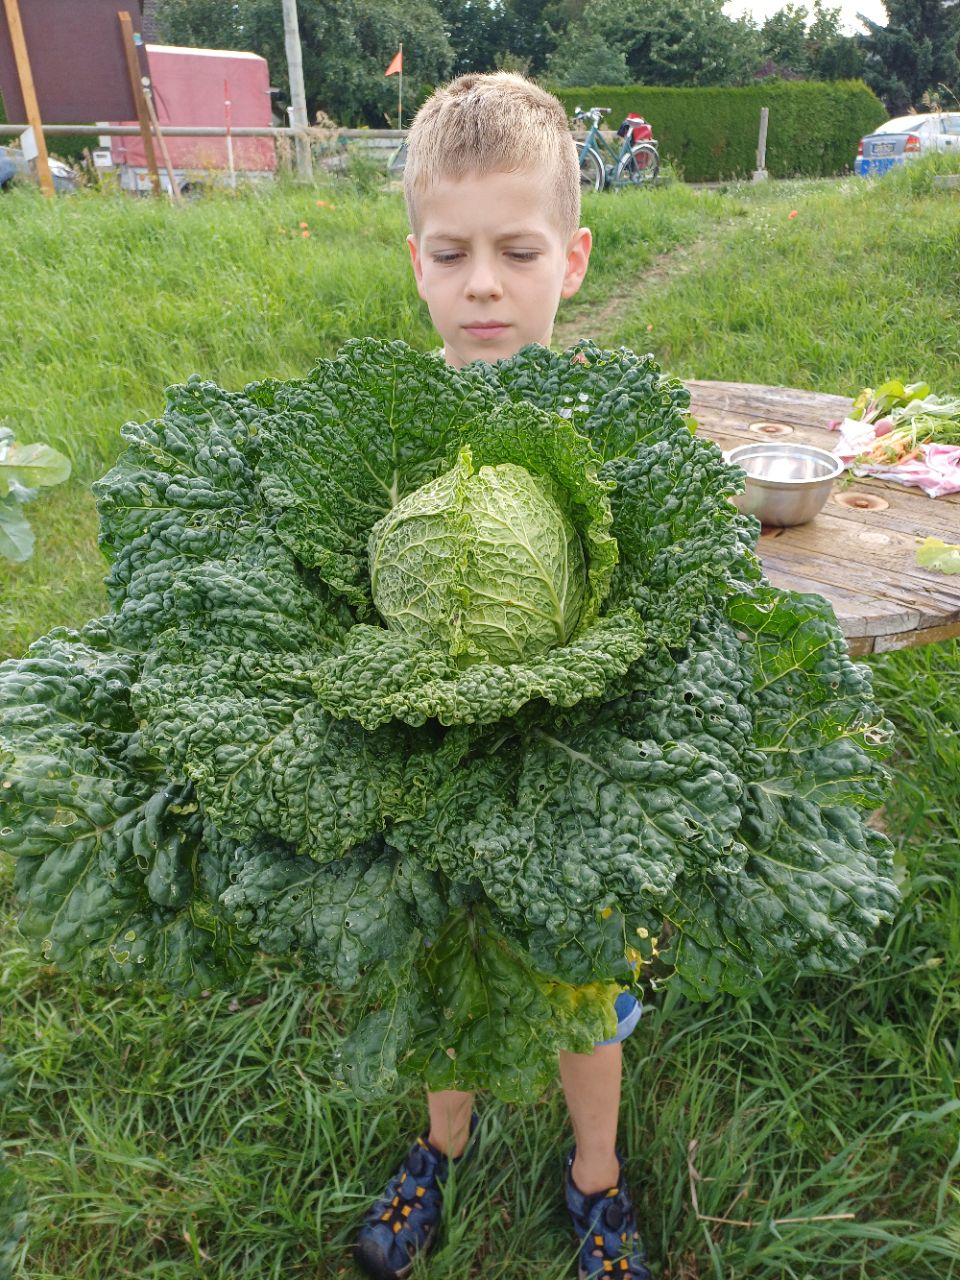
[{"x1": 685, "y1": 380, "x2": 960, "y2": 654}]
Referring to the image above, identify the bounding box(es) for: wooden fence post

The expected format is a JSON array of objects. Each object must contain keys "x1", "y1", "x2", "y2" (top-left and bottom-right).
[
  {"x1": 753, "y1": 106, "x2": 769, "y2": 182},
  {"x1": 117, "y1": 10, "x2": 162, "y2": 196},
  {"x1": 1, "y1": 0, "x2": 55, "y2": 196}
]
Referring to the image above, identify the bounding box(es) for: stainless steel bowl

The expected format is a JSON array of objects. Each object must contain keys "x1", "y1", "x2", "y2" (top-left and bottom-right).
[{"x1": 727, "y1": 442, "x2": 843, "y2": 527}]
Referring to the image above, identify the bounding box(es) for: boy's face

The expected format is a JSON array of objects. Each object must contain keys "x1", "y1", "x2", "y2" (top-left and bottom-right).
[{"x1": 407, "y1": 168, "x2": 591, "y2": 369}]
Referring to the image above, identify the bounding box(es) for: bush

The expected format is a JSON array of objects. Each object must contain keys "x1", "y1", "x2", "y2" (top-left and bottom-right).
[{"x1": 552, "y1": 80, "x2": 887, "y2": 182}]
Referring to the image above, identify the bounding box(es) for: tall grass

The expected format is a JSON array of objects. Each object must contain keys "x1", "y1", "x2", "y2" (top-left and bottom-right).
[
  {"x1": 2, "y1": 166, "x2": 960, "y2": 1278},
  {"x1": 604, "y1": 175, "x2": 960, "y2": 391},
  {"x1": 2, "y1": 184, "x2": 429, "y2": 473},
  {"x1": 0, "y1": 179, "x2": 714, "y2": 478}
]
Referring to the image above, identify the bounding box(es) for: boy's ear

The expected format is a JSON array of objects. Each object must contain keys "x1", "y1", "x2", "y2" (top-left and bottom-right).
[
  {"x1": 560, "y1": 227, "x2": 592, "y2": 300},
  {"x1": 407, "y1": 233, "x2": 428, "y2": 301}
]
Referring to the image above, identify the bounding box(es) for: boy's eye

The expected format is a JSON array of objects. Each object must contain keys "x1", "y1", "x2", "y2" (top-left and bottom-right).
[{"x1": 429, "y1": 249, "x2": 539, "y2": 266}]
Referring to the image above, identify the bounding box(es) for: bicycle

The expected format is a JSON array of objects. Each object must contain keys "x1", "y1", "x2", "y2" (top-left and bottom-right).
[{"x1": 573, "y1": 106, "x2": 660, "y2": 192}]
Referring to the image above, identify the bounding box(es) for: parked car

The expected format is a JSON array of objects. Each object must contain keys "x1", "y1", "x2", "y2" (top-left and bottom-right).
[
  {"x1": 855, "y1": 112, "x2": 960, "y2": 176},
  {"x1": 0, "y1": 144, "x2": 77, "y2": 193}
]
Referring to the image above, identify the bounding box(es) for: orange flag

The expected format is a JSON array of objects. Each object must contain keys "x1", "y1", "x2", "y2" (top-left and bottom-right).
[{"x1": 385, "y1": 49, "x2": 403, "y2": 76}]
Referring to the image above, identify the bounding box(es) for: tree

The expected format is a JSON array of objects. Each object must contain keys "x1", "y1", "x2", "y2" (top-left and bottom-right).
[
  {"x1": 858, "y1": 0, "x2": 960, "y2": 114},
  {"x1": 501, "y1": 0, "x2": 560, "y2": 74},
  {"x1": 805, "y1": 1, "x2": 864, "y2": 80},
  {"x1": 547, "y1": 27, "x2": 630, "y2": 86},
  {"x1": 753, "y1": 2, "x2": 864, "y2": 82},
  {"x1": 157, "y1": 0, "x2": 244, "y2": 48},
  {"x1": 554, "y1": 0, "x2": 762, "y2": 88},
  {"x1": 157, "y1": 0, "x2": 454, "y2": 126},
  {"x1": 759, "y1": 4, "x2": 810, "y2": 78},
  {"x1": 436, "y1": 1, "x2": 512, "y2": 75}
]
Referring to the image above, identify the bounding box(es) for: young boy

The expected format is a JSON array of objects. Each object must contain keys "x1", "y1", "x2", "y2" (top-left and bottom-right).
[{"x1": 353, "y1": 73, "x2": 649, "y2": 1280}]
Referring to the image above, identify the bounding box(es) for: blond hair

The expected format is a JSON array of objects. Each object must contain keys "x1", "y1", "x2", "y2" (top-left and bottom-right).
[{"x1": 403, "y1": 72, "x2": 580, "y2": 242}]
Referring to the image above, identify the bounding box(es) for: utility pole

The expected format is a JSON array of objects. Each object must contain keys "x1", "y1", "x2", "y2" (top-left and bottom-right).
[{"x1": 281, "y1": 0, "x2": 312, "y2": 179}]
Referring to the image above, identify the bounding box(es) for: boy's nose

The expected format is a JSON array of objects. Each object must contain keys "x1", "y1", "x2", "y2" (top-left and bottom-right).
[{"x1": 464, "y1": 257, "x2": 503, "y2": 301}]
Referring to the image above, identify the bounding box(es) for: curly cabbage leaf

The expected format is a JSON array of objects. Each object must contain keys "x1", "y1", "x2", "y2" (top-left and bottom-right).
[
  {"x1": 0, "y1": 1148, "x2": 28, "y2": 1280},
  {"x1": 339, "y1": 907, "x2": 620, "y2": 1102},
  {"x1": 0, "y1": 625, "x2": 253, "y2": 993},
  {"x1": 369, "y1": 448, "x2": 588, "y2": 664},
  {"x1": 0, "y1": 340, "x2": 898, "y2": 1101}
]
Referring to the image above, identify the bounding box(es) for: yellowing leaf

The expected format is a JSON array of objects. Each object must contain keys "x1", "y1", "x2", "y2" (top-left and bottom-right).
[{"x1": 916, "y1": 537, "x2": 960, "y2": 574}]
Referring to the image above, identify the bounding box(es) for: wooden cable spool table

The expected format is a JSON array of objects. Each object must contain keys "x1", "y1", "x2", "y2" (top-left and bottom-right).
[{"x1": 686, "y1": 380, "x2": 960, "y2": 657}]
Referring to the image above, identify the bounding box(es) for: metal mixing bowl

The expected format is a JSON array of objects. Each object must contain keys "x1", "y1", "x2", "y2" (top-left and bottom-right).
[{"x1": 727, "y1": 442, "x2": 844, "y2": 527}]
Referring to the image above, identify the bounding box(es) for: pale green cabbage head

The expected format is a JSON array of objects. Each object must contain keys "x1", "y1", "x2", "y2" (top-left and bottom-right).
[{"x1": 368, "y1": 446, "x2": 586, "y2": 664}]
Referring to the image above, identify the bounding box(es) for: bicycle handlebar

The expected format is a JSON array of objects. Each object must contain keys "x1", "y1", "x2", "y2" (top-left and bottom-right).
[{"x1": 573, "y1": 106, "x2": 612, "y2": 122}]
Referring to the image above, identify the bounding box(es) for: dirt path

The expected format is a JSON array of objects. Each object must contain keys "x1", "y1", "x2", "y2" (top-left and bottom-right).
[{"x1": 552, "y1": 233, "x2": 716, "y2": 349}]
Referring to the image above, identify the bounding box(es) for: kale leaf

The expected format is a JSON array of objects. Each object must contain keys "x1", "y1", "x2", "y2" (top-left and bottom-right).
[{"x1": 0, "y1": 341, "x2": 898, "y2": 1101}]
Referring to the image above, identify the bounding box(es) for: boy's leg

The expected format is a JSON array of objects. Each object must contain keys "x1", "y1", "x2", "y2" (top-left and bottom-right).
[
  {"x1": 558, "y1": 1042, "x2": 622, "y2": 1193},
  {"x1": 354, "y1": 1089, "x2": 477, "y2": 1278},
  {"x1": 427, "y1": 1088, "x2": 475, "y2": 1157}
]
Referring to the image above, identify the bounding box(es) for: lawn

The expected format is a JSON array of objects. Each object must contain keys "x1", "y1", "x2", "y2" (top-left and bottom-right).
[{"x1": 1, "y1": 166, "x2": 959, "y2": 1280}]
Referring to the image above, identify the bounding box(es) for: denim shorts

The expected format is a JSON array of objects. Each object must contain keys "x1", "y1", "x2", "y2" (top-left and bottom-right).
[{"x1": 595, "y1": 991, "x2": 642, "y2": 1047}]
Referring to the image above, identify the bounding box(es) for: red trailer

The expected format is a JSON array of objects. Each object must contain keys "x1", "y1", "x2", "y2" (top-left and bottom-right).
[{"x1": 102, "y1": 44, "x2": 277, "y2": 193}]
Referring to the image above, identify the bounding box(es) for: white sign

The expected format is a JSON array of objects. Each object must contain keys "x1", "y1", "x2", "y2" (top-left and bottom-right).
[{"x1": 20, "y1": 127, "x2": 38, "y2": 162}]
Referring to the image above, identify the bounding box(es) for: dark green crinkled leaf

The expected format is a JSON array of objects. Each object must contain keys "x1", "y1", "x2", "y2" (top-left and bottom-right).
[
  {"x1": 0, "y1": 340, "x2": 897, "y2": 1102},
  {"x1": 310, "y1": 611, "x2": 647, "y2": 728},
  {"x1": 340, "y1": 907, "x2": 620, "y2": 1103},
  {"x1": 603, "y1": 443, "x2": 760, "y2": 645},
  {"x1": 0, "y1": 627, "x2": 253, "y2": 994},
  {"x1": 250, "y1": 340, "x2": 496, "y2": 613},
  {"x1": 94, "y1": 378, "x2": 265, "y2": 590},
  {"x1": 390, "y1": 715, "x2": 743, "y2": 943},
  {"x1": 479, "y1": 340, "x2": 694, "y2": 463},
  {"x1": 115, "y1": 539, "x2": 350, "y2": 656},
  {"x1": 659, "y1": 590, "x2": 897, "y2": 999},
  {"x1": 220, "y1": 839, "x2": 425, "y2": 988},
  {"x1": 0, "y1": 1149, "x2": 28, "y2": 1280},
  {"x1": 134, "y1": 635, "x2": 475, "y2": 856}
]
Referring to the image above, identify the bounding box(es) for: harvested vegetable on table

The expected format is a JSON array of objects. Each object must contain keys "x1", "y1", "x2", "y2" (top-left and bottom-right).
[
  {"x1": 916, "y1": 537, "x2": 960, "y2": 574},
  {"x1": 846, "y1": 378, "x2": 931, "y2": 428},
  {"x1": 831, "y1": 379, "x2": 960, "y2": 496}
]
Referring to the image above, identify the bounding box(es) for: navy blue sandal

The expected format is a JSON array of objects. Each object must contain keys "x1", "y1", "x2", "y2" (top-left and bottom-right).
[
  {"x1": 564, "y1": 1149, "x2": 651, "y2": 1279},
  {"x1": 354, "y1": 1116, "x2": 478, "y2": 1280}
]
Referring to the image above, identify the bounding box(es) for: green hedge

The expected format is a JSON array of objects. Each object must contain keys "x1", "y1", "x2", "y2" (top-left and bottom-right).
[{"x1": 553, "y1": 80, "x2": 887, "y2": 182}]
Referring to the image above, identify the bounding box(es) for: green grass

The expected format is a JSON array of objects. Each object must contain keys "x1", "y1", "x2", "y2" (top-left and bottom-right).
[
  {"x1": 2, "y1": 166, "x2": 960, "y2": 1279},
  {"x1": 0, "y1": 179, "x2": 712, "y2": 481},
  {"x1": 605, "y1": 176, "x2": 960, "y2": 390},
  {"x1": 0, "y1": 484, "x2": 106, "y2": 660}
]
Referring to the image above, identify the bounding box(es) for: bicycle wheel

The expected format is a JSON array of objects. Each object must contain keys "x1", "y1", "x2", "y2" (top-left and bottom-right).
[
  {"x1": 616, "y1": 143, "x2": 659, "y2": 188},
  {"x1": 579, "y1": 146, "x2": 605, "y2": 193}
]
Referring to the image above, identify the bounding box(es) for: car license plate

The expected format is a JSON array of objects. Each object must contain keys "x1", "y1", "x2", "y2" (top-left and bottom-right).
[{"x1": 873, "y1": 141, "x2": 896, "y2": 156}]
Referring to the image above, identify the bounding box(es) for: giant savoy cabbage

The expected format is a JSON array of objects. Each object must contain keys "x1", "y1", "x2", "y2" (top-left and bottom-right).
[{"x1": 0, "y1": 341, "x2": 897, "y2": 1101}]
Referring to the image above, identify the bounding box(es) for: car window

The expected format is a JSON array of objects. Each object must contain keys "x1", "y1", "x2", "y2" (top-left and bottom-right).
[
  {"x1": 873, "y1": 115, "x2": 933, "y2": 135},
  {"x1": 942, "y1": 114, "x2": 960, "y2": 135}
]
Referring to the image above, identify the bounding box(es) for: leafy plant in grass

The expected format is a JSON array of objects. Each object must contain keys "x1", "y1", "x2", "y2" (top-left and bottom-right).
[
  {"x1": 0, "y1": 428, "x2": 70, "y2": 562},
  {"x1": 0, "y1": 1148, "x2": 28, "y2": 1280},
  {"x1": 0, "y1": 340, "x2": 898, "y2": 1101}
]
